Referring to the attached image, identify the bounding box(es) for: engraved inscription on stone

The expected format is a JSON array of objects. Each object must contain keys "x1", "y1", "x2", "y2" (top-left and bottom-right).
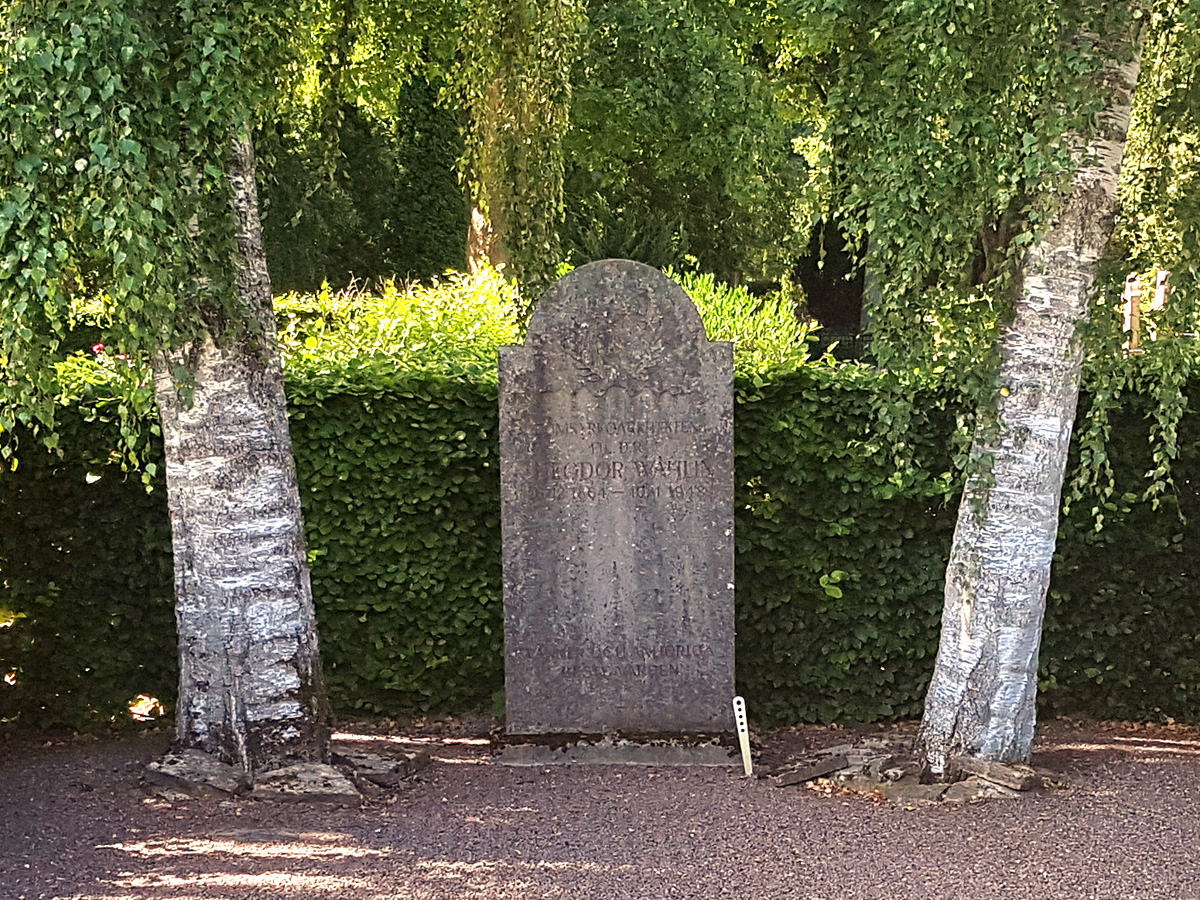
[{"x1": 500, "y1": 259, "x2": 734, "y2": 734}]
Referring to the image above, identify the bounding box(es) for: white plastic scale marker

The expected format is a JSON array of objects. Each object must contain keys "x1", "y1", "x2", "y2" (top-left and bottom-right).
[{"x1": 733, "y1": 696, "x2": 752, "y2": 776}]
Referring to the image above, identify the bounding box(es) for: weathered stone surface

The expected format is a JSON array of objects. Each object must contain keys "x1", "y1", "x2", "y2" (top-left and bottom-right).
[
  {"x1": 866, "y1": 755, "x2": 896, "y2": 779},
  {"x1": 943, "y1": 776, "x2": 1023, "y2": 803},
  {"x1": 500, "y1": 260, "x2": 735, "y2": 736},
  {"x1": 331, "y1": 747, "x2": 431, "y2": 787},
  {"x1": 880, "y1": 778, "x2": 949, "y2": 803},
  {"x1": 144, "y1": 750, "x2": 245, "y2": 798},
  {"x1": 250, "y1": 763, "x2": 361, "y2": 806},
  {"x1": 495, "y1": 737, "x2": 736, "y2": 766},
  {"x1": 768, "y1": 755, "x2": 849, "y2": 787},
  {"x1": 952, "y1": 756, "x2": 1041, "y2": 791},
  {"x1": 817, "y1": 743, "x2": 856, "y2": 756},
  {"x1": 862, "y1": 738, "x2": 910, "y2": 751}
]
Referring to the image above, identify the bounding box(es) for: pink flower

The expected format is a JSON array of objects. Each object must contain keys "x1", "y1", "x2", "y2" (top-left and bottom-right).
[{"x1": 91, "y1": 342, "x2": 105, "y2": 354}]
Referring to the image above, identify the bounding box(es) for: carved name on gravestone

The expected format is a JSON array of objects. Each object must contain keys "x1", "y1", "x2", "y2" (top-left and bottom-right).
[{"x1": 500, "y1": 259, "x2": 734, "y2": 735}]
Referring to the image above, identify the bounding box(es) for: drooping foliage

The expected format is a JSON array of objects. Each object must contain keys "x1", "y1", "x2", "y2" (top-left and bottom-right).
[
  {"x1": 1069, "y1": 1, "x2": 1200, "y2": 522},
  {"x1": 0, "y1": 0, "x2": 299, "y2": 455},
  {"x1": 761, "y1": 0, "x2": 1200, "y2": 517},
  {"x1": 452, "y1": 0, "x2": 586, "y2": 293},
  {"x1": 259, "y1": 82, "x2": 466, "y2": 291},
  {"x1": 780, "y1": 2, "x2": 1127, "y2": 368},
  {"x1": 562, "y1": 0, "x2": 813, "y2": 282},
  {"x1": 258, "y1": 0, "x2": 466, "y2": 290}
]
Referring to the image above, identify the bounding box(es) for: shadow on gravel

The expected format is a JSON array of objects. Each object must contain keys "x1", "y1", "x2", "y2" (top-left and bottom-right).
[{"x1": 2, "y1": 719, "x2": 1199, "y2": 900}]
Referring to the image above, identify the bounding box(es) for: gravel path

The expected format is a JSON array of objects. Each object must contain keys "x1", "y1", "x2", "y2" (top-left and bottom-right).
[{"x1": 2, "y1": 720, "x2": 1199, "y2": 900}]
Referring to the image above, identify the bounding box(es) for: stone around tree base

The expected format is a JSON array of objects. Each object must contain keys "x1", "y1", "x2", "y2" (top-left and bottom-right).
[
  {"x1": 331, "y1": 747, "x2": 431, "y2": 787},
  {"x1": 942, "y1": 776, "x2": 1024, "y2": 803},
  {"x1": 145, "y1": 752, "x2": 363, "y2": 806},
  {"x1": 776, "y1": 733, "x2": 1063, "y2": 806},
  {"x1": 496, "y1": 736, "x2": 738, "y2": 767},
  {"x1": 766, "y1": 755, "x2": 849, "y2": 786},
  {"x1": 144, "y1": 750, "x2": 246, "y2": 799},
  {"x1": 879, "y1": 777, "x2": 949, "y2": 803},
  {"x1": 951, "y1": 756, "x2": 1042, "y2": 791},
  {"x1": 250, "y1": 763, "x2": 361, "y2": 806}
]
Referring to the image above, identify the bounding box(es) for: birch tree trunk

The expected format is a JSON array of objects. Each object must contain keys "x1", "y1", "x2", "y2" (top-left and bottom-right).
[
  {"x1": 153, "y1": 135, "x2": 329, "y2": 778},
  {"x1": 918, "y1": 26, "x2": 1144, "y2": 775}
]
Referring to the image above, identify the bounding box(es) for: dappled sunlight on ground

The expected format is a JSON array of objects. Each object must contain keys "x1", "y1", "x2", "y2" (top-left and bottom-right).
[
  {"x1": 6, "y1": 722, "x2": 1200, "y2": 900},
  {"x1": 415, "y1": 858, "x2": 640, "y2": 875},
  {"x1": 97, "y1": 833, "x2": 384, "y2": 860},
  {"x1": 103, "y1": 871, "x2": 375, "y2": 892},
  {"x1": 1048, "y1": 735, "x2": 1200, "y2": 759}
]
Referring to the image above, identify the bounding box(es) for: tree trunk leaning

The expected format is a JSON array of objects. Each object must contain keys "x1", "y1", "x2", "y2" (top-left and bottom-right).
[
  {"x1": 153, "y1": 135, "x2": 329, "y2": 779},
  {"x1": 918, "y1": 28, "x2": 1145, "y2": 775}
]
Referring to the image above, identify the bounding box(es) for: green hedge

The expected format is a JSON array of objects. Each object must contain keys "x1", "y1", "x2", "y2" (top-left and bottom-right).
[
  {"x1": 5, "y1": 366, "x2": 1200, "y2": 729},
  {"x1": 288, "y1": 371, "x2": 504, "y2": 714},
  {"x1": 1042, "y1": 397, "x2": 1200, "y2": 722},
  {"x1": 733, "y1": 366, "x2": 960, "y2": 722},
  {"x1": 0, "y1": 418, "x2": 177, "y2": 730},
  {"x1": 4, "y1": 269, "x2": 1200, "y2": 729}
]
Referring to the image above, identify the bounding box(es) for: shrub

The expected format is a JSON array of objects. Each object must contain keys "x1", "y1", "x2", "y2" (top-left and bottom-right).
[{"x1": 4, "y1": 269, "x2": 1200, "y2": 729}]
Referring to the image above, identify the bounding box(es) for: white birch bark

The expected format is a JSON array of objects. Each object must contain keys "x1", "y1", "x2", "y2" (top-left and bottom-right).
[
  {"x1": 153, "y1": 135, "x2": 328, "y2": 778},
  {"x1": 918, "y1": 27, "x2": 1144, "y2": 774}
]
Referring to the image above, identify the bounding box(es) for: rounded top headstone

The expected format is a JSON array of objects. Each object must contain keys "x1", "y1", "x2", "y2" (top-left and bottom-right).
[
  {"x1": 526, "y1": 259, "x2": 710, "y2": 344},
  {"x1": 517, "y1": 260, "x2": 717, "y2": 397}
]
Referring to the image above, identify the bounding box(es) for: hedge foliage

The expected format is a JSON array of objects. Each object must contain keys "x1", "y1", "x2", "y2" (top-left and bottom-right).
[
  {"x1": 733, "y1": 367, "x2": 961, "y2": 723},
  {"x1": 0, "y1": 417, "x2": 176, "y2": 730},
  {"x1": 289, "y1": 374, "x2": 504, "y2": 714},
  {"x1": 4, "y1": 273, "x2": 1200, "y2": 729}
]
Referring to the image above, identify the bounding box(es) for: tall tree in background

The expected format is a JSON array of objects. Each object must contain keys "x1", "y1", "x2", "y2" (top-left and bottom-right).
[
  {"x1": 0, "y1": 1, "x2": 329, "y2": 776},
  {"x1": 258, "y1": 0, "x2": 468, "y2": 290},
  {"x1": 455, "y1": 0, "x2": 585, "y2": 293},
  {"x1": 918, "y1": 11, "x2": 1147, "y2": 770},
  {"x1": 561, "y1": 0, "x2": 811, "y2": 283}
]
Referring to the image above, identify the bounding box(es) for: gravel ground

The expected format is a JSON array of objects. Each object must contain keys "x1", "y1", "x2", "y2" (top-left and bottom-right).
[{"x1": 2, "y1": 718, "x2": 1199, "y2": 900}]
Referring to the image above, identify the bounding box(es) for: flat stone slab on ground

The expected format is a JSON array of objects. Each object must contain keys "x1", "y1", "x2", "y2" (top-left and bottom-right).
[
  {"x1": 880, "y1": 778, "x2": 949, "y2": 803},
  {"x1": 331, "y1": 747, "x2": 431, "y2": 786},
  {"x1": 861, "y1": 737, "x2": 912, "y2": 751},
  {"x1": 145, "y1": 750, "x2": 244, "y2": 798},
  {"x1": 952, "y1": 756, "x2": 1041, "y2": 791},
  {"x1": 816, "y1": 743, "x2": 856, "y2": 756},
  {"x1": 767, "y1": 755, "x2": 849, "y2": 787},
  {"x1": 496, "y1": 737, "x2": 737, "y2": 767},
  {"x1": 250, "y1": 763, "x2": 361, "y2": 806}
]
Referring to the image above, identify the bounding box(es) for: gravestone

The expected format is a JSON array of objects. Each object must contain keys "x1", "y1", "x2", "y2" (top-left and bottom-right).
[{"x1": 500, "y1": 259, "x2": 735, "y2": 738}]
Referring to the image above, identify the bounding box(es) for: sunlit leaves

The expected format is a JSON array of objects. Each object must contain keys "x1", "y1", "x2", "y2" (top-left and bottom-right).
[
  {"x1": 452, "y1": 0, "x2": 587, "y2": 293},
  {"x1": 0, "y1": 0, "x2": 298, "y2": 457},
  {"x1": 780, "y1": 0, "x2": 1127, "y2": 378}
]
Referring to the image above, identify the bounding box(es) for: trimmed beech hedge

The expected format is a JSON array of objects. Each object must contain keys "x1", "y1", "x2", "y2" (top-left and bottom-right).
[
  {"x1": 3, "y1": 368, "x2": 1200, "y2": 729},
  {"x1": 288, "y1": 370, "x2": 504, "y2": 716},
  {"x1": 0, "y1": 418, "x2": 177, "y2": 730}
]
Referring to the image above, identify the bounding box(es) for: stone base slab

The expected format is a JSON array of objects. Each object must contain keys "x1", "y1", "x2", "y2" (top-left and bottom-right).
[{"x1": 495, "y1": 735, "x2": 738, "y2": 767}]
